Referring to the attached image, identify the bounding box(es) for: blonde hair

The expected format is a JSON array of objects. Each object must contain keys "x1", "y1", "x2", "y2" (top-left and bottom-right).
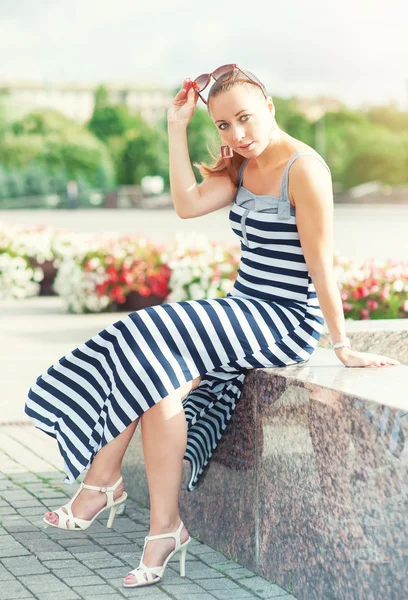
[{"x1": 193, "y1": 68, "x2": 268, "y2": 185}]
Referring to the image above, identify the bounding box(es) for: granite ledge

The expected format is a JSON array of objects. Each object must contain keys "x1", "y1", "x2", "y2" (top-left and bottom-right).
[
  {"x1": 319, "y1": 318, "x2": 408, "y2": 364},
  {"x1": 268, "y1": 347, "x2": 408, "y2": 411}
]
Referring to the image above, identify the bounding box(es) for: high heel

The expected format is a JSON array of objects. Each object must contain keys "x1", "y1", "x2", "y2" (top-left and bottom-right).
[
  {"x1": 43, "y1": 476, "x2": 127, "y2": 531},
  {"x1": 123, "y1": 519, "x2": 191, "y2": 587}
]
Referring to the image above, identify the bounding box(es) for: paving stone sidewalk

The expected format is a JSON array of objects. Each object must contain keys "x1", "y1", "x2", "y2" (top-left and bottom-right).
[{"x1": 0, "y1": 424, "x2": 297, "y2": 600}]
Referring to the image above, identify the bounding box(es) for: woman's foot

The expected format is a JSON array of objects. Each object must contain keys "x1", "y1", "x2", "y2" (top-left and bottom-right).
[
  {"x1": 44, "y1": 477, "x2": 125, "y2": 528},
  {"x1": 123, "y1": 521, "x2": 190, "y2": 585}
]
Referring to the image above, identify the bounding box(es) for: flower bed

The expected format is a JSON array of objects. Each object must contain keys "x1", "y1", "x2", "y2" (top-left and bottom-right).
[
  {"x1": 0, "y1": 223, "x2": 44, "y2": 299},
  {"x1": 1, "y1": 220, "x2": 408, "y2": 319},
  {"x1": 0, "y1": 247, "x2": 43, "y2": 300},
  {"x1": 163, "y1": 232, "x2": 240, "y2": 302},
  {"x1": 0, "y1": 221, "x2": 93, "y2": 296},
  {"x1": 334, "y1": 256, "x2": 408, "y2": 319},
  {"x1": 54, "y1": 234, "x2": 171, "y2": 313}
]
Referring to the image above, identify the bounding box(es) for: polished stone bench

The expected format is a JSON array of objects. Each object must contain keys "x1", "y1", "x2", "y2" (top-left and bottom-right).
[
  {"x1": 319, "y1": 317, "x2": 408, "y2": 365},
  {"x1": 123, "y1": 347, "x2": 408, "y2": 600}
]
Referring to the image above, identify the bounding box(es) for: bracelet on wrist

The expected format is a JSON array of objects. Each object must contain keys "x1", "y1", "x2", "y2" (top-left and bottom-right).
[{"x1": 332, "y1": 337, "x2": 351, "y2": 350}]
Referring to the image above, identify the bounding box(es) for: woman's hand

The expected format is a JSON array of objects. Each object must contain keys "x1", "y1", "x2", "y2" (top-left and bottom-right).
[
  {"x1": 167, "y1": 78, "x2": 198, "y2": 128},
  {"x1": 335, "y1": 347, "x2": 400, "y2": 368}
]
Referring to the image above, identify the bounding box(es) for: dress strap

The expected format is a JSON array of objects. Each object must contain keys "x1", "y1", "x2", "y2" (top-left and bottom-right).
[
  {"x1": 278, "y1": 151, "x2": 331, "y2": 220},
  {"x1": 237, "y1": 158, "x2": 249, "y2": 188}
]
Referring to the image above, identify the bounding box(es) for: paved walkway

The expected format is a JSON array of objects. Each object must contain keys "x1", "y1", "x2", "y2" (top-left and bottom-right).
[{"x1": 0, "y1": 424, "x2": 296, "y2": 600}]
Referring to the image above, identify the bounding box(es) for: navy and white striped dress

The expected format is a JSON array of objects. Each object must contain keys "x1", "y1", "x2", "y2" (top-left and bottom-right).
[{"x1": 25, "y1": 150, "x2": 328, "y2": 492}]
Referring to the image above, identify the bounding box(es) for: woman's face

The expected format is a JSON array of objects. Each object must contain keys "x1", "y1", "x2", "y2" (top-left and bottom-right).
[{"x1": 209, "y1": 85, "x2": 274, "y2": 157}]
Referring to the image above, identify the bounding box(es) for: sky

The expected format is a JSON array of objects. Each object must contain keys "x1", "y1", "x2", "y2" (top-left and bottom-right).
[{"x1": 1, "y1": 0, "x2": 407, "y2": 110}]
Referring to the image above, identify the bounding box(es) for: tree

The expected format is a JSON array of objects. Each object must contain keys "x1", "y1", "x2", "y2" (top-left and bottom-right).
[
  {"x1": 342, "y1": 126, "x2": 408, "y2": 187},
  {"x1": 0, "y1": 167, "x2": 9, "y2": 198},
  {"x1": 186, "y1": 107, "x2": 219, "y2": 181},
  {"x1": 88, "y1": 105, "x2": 142, "y2": 142},
  {"x1": 118, "y1": 122, "x2": 168, "y2": 185},
  {"x1": 11, "y1": 109, "x2": 80, "y2": 136},
  {"x1": 6, "y1": 170, "x2": 25, "y2": 197},
  {"x1": 0, "y1": 109, "x2": 115, "y2": 190},
  {"x1": 273, "y1": 97, "x2": 314, "y2": 145},
  {"x1": 323, "y1": 109, "x2": 369, "y2": 183},
  {"x1": 366, "y1": 103, "x2": 408, "y2": 134},
  {"x1": 24, "y1": 164, "x2": 49, "y2": 195},
  {"x1": 94, "y1": 84, "x2": 109, "y2": 109}
]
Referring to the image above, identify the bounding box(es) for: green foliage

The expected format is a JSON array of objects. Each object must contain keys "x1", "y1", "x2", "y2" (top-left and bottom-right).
[
  {"x1": 24, "y1": 164, "x2": 50, "y2": 195},
  {"x1": 87, "y1": 99, "x2": 160, "y2": 185},
  {"x1": 55, "y1": 133, "x2": 115, "y2": 187},
  {"x1": 0, "y1": 95, "x2": 7, "y2": 137},
  {"x1": 322, "y1": 108, "x2": 408, "y2": 186},
  {"x1": 94, "y1": 84, "x2": 109, "y2": 109},
  {"x1": 324, "y1": 109, "x2": 370, "y2": 183},
  {"x1": 88, "y1": 104, "x2": 143, "y2": 142},
  {"x1": 273, "y1": 97, "x2": 314, "y2": 145},
  {"x1": 6, "y1": 169, "x2": 25, "y2": 197},
  {"x1": 11, "y1": 109, "x2": 81, "y2": 136},
  {"x1": 342, "y1": 127, "x2": 408, "y2": 187},
  {"x1": 1, "y1": 94, "x2": 408, "y2": 197},
  {"x1": 118, "y1": 122, "x2": 168, "y2": 185},
  {"x1": 365, "y1": 103, "x2": 408, "y2": 133},
  {"x1": 186, "y1": 107, "x2": 219, "y2": 181},
  {"x1": 0, "y1": 167, "x2": 9, "y2": 198},
  {"x1": 0, "y1": 133, "x2": 45, "y2": 169},
  {"x1": 48, "y1": 171, "x2": 69, "y2": 194},
  {"x1": 0, "y1": 109, "x2": 115, "y2": 192}
]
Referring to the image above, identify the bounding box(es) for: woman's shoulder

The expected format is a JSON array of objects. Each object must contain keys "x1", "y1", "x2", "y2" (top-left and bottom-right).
[
  {"x1": 286, "y1": 142, "x2": 332, "y2": 205},
  {"x1": 291, "y1": 142, "x2": 324, "y2": 162},
  {"x1": 289, "y1": 143, "x2": 330, "y2": 174}
]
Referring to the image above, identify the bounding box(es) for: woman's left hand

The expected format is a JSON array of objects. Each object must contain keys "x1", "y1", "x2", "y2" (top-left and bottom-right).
[{"x1": 335, "y1": 347, "x2": 400, "y2": 368}]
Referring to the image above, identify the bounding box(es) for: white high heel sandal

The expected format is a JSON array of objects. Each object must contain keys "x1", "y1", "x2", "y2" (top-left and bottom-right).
[
  {"x1": 123, "y1": 519, "x2": 191, "y2": 588},
  {"x1": 43, "y1": 475, "x2": 127, "y2": 531}
]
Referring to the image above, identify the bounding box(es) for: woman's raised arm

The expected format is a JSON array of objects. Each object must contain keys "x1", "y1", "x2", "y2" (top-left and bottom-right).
[{"x1": 167, "y1": 79, "x2": 236, "y2": 219}]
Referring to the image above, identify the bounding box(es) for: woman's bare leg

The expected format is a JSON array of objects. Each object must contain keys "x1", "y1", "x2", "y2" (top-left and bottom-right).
[
  {"x1": 123, "y1": 375, "x2": 201, "y2": 585},
  {"x1": 45, "y1": 417, "x2": 140, "y2": 526}
]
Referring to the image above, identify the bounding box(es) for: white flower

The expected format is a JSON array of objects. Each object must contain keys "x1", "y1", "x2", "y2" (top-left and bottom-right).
[
  {"x1": 0, "y1": 251, "x2": 41, "y2": 300},
  {"x1": 188, "y1": 283, "x2": 204, "y2": 300},
  {"x1": 220, "y1": 279, "x2": 234, "y2": 293},
  {"x1": 88, "y1": 257, "x2": 100, "y2": 269},
  {"x1": 33, "y1": 268, "x2": 44, "y2": 282},
  {"x1": 404, "y1": 300, "x2": 408, "y2": 312},
  {"x1": 206, "y1": 284, "x2": 220, "y2": 299},
  {"x1": 393, "y1": 279, "x2": 404, "y2": 293},
  {"x1": 219, "y1": 264, "x2": 232, "y2": 274}
]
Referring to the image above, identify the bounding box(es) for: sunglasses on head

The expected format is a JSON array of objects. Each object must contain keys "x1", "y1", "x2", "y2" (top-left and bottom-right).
[{"x1": 192, "y1": 64, "x2": 267, "y2": 104}]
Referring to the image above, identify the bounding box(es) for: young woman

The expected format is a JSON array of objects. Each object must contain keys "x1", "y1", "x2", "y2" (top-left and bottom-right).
[{"x1": 25, "y1": 65, "x2": 399, "y2": 589}]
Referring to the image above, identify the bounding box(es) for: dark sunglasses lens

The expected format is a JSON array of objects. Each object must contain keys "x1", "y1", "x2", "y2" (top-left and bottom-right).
[
  {"x1": 194, "y1": 74, "x2": 210, "y2": 91},
  {"x1": 212, "y1": 64, "x2": 235, "y2": 81}
]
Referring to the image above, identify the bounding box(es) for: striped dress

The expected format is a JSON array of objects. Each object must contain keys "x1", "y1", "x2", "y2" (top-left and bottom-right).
[{"x1": 25, "y1": 150, "x2": 328, "y2": 492}]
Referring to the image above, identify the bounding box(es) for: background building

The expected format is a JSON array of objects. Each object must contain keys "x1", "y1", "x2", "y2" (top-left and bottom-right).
[
  {"x1": 294, "y1": 96, "x2": 345, "y2": 121},
  {"x1": 0, "y1": 80, "x2": 173, "y2": 124}
]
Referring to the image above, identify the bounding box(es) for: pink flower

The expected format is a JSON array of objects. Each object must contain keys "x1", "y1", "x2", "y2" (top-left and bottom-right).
[
  {"x1": 352, "y1": 286, "x2": 370, "y2": 300},
  {"x1": 343, "y1": 302, "x2": 353, "y2": 312},
  {"x1": 361, "y1": 308, "x2": 370, "y2": 319},
  {"x1": 367, "y1": 300, "x2": 378, "y2": 311},
  {"x1": 380, "y1": 285, "x2": 390, "y2": 300},
  {"x1": 341, "y1": 290, "x2": 348, "y2": 301}
]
